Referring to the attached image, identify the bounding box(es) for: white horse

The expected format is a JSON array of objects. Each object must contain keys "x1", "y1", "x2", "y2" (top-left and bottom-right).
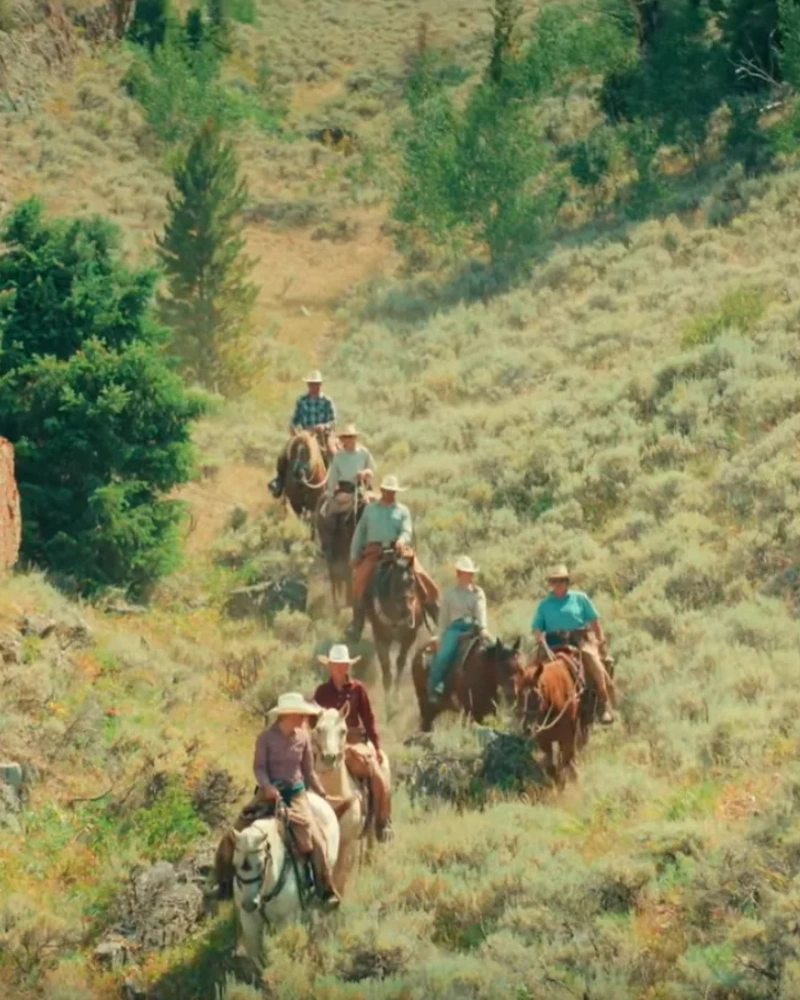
[
  {"x1": 231, "y1": 792, "x2": 340, "y2": 970},
  {"x1": 312, "y1": 705, "x2": 392, "y2": 893}
]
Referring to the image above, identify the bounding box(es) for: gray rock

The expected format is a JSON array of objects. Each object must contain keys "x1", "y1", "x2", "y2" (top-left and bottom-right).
[
  {"x1": 0, "y1": 783, "x2": 21, "y2": 832},
  {"x1": 57, "y1": 617, "x2": 94, "y2": 649},
  {"x1": 0, "y1": 761, "x2": 23, "y2": 791},
  {"x1": 93, "y1": 939, "x2": 129, "y2": 970},
  {"x1": 20, "y1": 613, "x2": 56, "y2": 638},
  {"x1": 0, "y1": 632, "x2": 21, "y2": 664},
  {"x1": 104, "y1": 600, "x2": 147, "y2": 616},
  {"x1": 121, "y1": 979, "x2": 147, "y2": 1000}
]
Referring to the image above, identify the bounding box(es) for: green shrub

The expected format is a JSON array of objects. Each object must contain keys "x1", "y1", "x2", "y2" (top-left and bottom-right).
[
  {"x1": 128, "y1": 0, "x2": 173, "y2": 50},
  {"x1": 126, "y1": 776, "x2": 206, "y2": 861},
  {"x1": 682, "y1": 288, "x2": 767, "y2": 347},
  {"x1": 0, "y1": 199, "x2": 206, "y2": 596}
]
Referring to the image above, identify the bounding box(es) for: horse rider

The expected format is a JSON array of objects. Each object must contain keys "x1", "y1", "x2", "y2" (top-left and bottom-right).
[
  {"x1": 427, "y1": 555, "x2": 490, "y2": 704},
  {"x1": 347, "y1": 474, "x2": 440, "y2": 641},
  {"x1": 531, "y1": 565, "x2": 615, "y2": 725},
  {"x1": 319, "y1": 424, "x2": 376, "y2": 555},
  {"x1": 270, "y1": 370, "x2": 337, "y2": 499},
  {"x1": 252, "y1": 692, "x2": 341, "y2": 906},
  {"x1": 312, "y1": 644, "x2": 393, "y2": 842}
]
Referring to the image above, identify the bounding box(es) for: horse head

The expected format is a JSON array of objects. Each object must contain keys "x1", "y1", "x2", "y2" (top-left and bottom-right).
[
  {"x1": 375, "y1": 548, "x2": 417, "y2": 628},
  {"x1": 312, "y1": 704, "x2": 349, "y2": 770},
  {"x1": 232, "y1": 821, "x2": 276, "y2": 914},
  {"x1": 288, "y1": 433, "x2": 313, "y2": 482}
]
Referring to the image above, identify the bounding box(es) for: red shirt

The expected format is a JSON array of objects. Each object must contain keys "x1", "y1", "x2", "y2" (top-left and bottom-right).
[{"x1": 313, "y1": 678, "x2": 380, "y2": 751}]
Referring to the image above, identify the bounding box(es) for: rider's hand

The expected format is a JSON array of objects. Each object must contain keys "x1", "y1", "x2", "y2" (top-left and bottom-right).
[
  {"x1": 376, "y1": 750, "x2": 385, "y2": 766},
  {"x1": 262, "y1": 786, "x2": 280, "y2": 802}
]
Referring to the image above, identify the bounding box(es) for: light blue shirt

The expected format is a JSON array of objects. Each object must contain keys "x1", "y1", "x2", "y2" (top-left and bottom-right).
[
  {"x1": 350, "y1": 501, "x2": 412, "y2": 561},
  {"x1": 531, "y1": 590, "x2": 599, "y2": 636}
]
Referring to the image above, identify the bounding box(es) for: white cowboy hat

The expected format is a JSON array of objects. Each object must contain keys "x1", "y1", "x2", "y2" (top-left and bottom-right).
[
  {"x1": 455, "y1": 555, "x2": 479, "y2": 574},
  {"x1": 303, "y1": 370, "x2": 324, "y2": 383},
  {"x1": 379, "y1": 474, "x2": 408, "y2": 492},
  {"x1": 547, "y1": 564, "x2": 571, "y2": 581},
  {"x1": 339, "y1": 423, "x2": 359, "y2": 437},
  {"x1": 317, "y1": 643, "x2": 361, "y2": 666},
  {"x1": 268, "y1": 692, "x2": 323, "y2": 721}
]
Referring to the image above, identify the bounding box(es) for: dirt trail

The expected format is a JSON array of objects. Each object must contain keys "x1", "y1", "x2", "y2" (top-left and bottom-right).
[{"x1": 179, "y1": 204, "x2": 397, "y2": 551}]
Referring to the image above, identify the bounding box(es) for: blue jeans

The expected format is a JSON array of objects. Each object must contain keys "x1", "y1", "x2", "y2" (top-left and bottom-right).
[{"x1": 427, "y1": 620, "x2": 475, "y2": 697}]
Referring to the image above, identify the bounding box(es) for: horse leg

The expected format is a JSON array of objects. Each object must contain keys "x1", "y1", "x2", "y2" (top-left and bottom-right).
[
  {"x1": 238, "y1": 909, "x2": 266, "y2": 971},
  {"x1": 376, "y1": 639, "x2": 393, "y2": 699},
  {"x1": 540, "y1": 740, "x2": 557, "y2": 786},
  {"x1": 394, "y1": 631, "x2": 414, "y2": 694}
]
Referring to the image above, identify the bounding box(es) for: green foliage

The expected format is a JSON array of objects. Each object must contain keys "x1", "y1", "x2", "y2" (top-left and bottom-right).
[
  {"x1": 0, "y1": 0, "x2": 16, "y2": 32},
  {"x1": 128, "y1": 0, "x2": 173, "y2": 50},
  {"x1": 157, "y1": 120, "x2": 258, "y2": 393},
  {"x1": 0, "y1": 199, "x2": 205, "y2": 596},
  {"x1": 682, "y1": 288, "x2": 768, "y2": 347},
  {"x1": 126, "y1": 777, "x2": 207, "y2": 861},
  {"x1": 125, "y1": 34, "x2": 281, "y2": 146}
]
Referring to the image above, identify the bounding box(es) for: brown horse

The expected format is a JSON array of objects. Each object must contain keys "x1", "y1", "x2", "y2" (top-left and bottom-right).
[
  {"x1": 514, "y1": 652, "x2": 583, "y2": 787},
  {"x1": 283, "y1": 431, "x2": 328, "y2": 518},
  {"x1": 316, "y1": 486, "x2": 369, "y2": 609},
  {"x1": 412, "y1": 635, "x2": 523, "y2": 732},
  {"x1": 366, "y1": 548, "x2": 430, "y2": 696}
]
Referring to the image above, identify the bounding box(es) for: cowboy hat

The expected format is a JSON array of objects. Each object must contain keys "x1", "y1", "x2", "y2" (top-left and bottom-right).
[
  {"x1": 380, "y1": 474, "x2": 408, "y2": 492},
  {"x1": 317, "y1": 643, "x2": 361, "y2": 666},
  {"x1": 547, "y1": 564, "x2": 571, "y2": 581},
  {"x1": 339, "y1": 423, "x2": 359, "y2": 437},
  {"x1": 455, "y1": 555, "x2": 479, "y2": 574},
  {"x1": 303, "y1": 370, "x2": 324, "y2": 383},
  {"x1": 268, "y1": 692, "x2": 323, "y2": 721}
]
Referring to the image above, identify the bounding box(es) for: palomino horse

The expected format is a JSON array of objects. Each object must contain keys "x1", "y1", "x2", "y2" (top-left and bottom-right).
[
  {"x1": 283, "y1": 430, "x2": 328, "y2": 518},
  {"x1": 367, "y1": 547, "x2": 429, "y2": 696},
  {"x1": 412, "y1": 635, "x2": 523, "y2": 732},
  {"x1": 312, "y1": 705, "x2": 391, "y2": 892},
  {"x1": 230, "y1": 794, "x2": 340, "y2": 970},
  {"x1": 513, "y1": 651, "x2": 583, "y2": 787}
]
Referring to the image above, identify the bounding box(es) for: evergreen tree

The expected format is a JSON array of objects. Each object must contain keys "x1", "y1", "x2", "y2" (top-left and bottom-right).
[
  {"x1": 0, "y1": 199, "x2": 205, "y2": 596},
  {"x1": 157, "y1": 120, "x2": 258, "y2": 393},
  {"x1": 128, "y1": 0, "x2": 172, "y2": 51}
]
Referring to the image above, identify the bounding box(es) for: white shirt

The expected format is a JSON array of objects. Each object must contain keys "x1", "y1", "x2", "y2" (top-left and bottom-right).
[{"x1": 439, "y1": 584, "x2": 488, "y2": 632}]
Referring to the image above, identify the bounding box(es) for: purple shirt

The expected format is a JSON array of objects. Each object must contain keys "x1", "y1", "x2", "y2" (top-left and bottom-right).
[{"x1": 253, "y1": 723, "x2": 325, "y2": 796}]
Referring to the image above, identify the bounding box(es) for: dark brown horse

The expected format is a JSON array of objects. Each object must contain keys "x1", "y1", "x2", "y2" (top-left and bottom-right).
[
  {"x1": 316, "y1": 486, "x2": 369, "y2": 608},
  {"x1": 366, "y1": 548, "x2": 430, "y2": 696},
  {"x1": 283, "y1": 430, "x2": 328, "y2": 518},
  {"x1": 513, "y1": 651, "x2": 584, "y2": 786},
  {"x1": 412, "y1": 634, "x2": 523, "y2": 732}
]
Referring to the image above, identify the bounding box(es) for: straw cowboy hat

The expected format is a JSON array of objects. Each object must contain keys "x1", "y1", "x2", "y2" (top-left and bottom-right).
[
  {"x1": 268, "y1": 692, "x2": 322, "y2": 722},
  {"x1": 379, "y1": 475, "x2": 408, "y2": 492},
  {"x1": 317, "y1": 643, "x2": 361, "y2": 666},
  {"x1": 339, "y1": 423, "x2": 359, "y2": 437},
  {"x1": 547, "y1": 564, "x2": 571, "y2": 581},
  {"x1": 455, "y1": 555, "x2": 479, "y2": 574},
  {"x1": 303, "y1": 370, "x2": 324, "y2": 383}
]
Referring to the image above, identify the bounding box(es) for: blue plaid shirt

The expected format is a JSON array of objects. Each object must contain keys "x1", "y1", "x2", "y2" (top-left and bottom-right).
[{"x1": 291, "y1": 393, "x2": 336, "y2": 430}]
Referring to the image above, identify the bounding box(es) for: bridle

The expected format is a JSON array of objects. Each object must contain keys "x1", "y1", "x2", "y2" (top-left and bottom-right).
[{"x1": 373, "y1": 552, "x2": 416, "y2": 629}]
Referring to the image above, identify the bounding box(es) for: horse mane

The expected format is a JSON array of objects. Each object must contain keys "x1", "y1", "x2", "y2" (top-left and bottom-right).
[
  {"x1": 288, "y1": 431, "x2": 327, "y2": 482},
  {"x1": 537, "y1": 659, "x2": 578, "y2": 719}
]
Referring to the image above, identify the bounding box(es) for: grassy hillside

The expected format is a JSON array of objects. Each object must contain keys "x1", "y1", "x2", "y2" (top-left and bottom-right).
[{"x1": 3, "y1": 0, "x2": 800, "y2": 998}]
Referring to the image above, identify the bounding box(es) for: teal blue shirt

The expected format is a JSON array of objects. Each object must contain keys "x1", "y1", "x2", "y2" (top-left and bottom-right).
[
  {"x1": 350, "y1": 501, "x2": 413, "y2": 561},
  {"x1": 532, "y1": 590, "x2": 599, "y2": 643}
]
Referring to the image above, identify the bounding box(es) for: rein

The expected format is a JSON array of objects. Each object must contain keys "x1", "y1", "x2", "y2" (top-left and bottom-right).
[
  {"x1": 532, "y1": 650, "x2": 584, "y2": 736},
  {"x1": 234, "y1": 812, "x2": 309, "y2": 914}
]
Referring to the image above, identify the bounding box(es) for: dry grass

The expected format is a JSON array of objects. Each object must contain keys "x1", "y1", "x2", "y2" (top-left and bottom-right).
[{"x1": 4, "y1": 0, "x2": 800, "y2": 998}]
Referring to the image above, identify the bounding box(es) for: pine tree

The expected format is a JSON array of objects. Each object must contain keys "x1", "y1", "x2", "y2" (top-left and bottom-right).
[
  {"x1": 157, "y1": 120, "x2": 258, "y2": 393},
  {"x1": 0, "y1": 198, "x2": 205, "y2": 596}
]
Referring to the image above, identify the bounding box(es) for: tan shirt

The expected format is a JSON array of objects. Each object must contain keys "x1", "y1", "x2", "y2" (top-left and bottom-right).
[
  {"x1": 439, "y1": 584, "x2": 488, "y2": 632},
  {"x1": 327, "y1": 445, "x2": 376, "y2": 496}
]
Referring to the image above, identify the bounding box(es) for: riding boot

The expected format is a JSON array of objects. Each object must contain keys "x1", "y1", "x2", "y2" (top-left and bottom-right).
[
  {"x1": 376, "y1": 818, "x2": 394, "y2": 843},
  {"x1": 599, "y1": 702, "x2": 614, "y2": 725},
  {"x1": 269, "y1": 475, "x2": 284, "y2": 498}
]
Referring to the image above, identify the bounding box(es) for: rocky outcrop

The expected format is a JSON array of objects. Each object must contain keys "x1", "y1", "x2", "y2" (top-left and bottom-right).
[
  {"x1": 0, "y1": 438, "x2": 21, "y2": 572},
  {"x1": 0, "y1": 0, "x2": 79, "y2": 113}
]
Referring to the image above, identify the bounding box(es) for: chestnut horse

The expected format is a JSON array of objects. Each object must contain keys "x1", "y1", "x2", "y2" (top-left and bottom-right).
[
  {"x1": 514, "y1": 651, "x2": 584, "y2": 786},
  {"x1": 412, "y1": 635, "x2": 523, "y2": 732},
  {"x1": 284, "y1": 431, "x2": 328, "y2": 518}
]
